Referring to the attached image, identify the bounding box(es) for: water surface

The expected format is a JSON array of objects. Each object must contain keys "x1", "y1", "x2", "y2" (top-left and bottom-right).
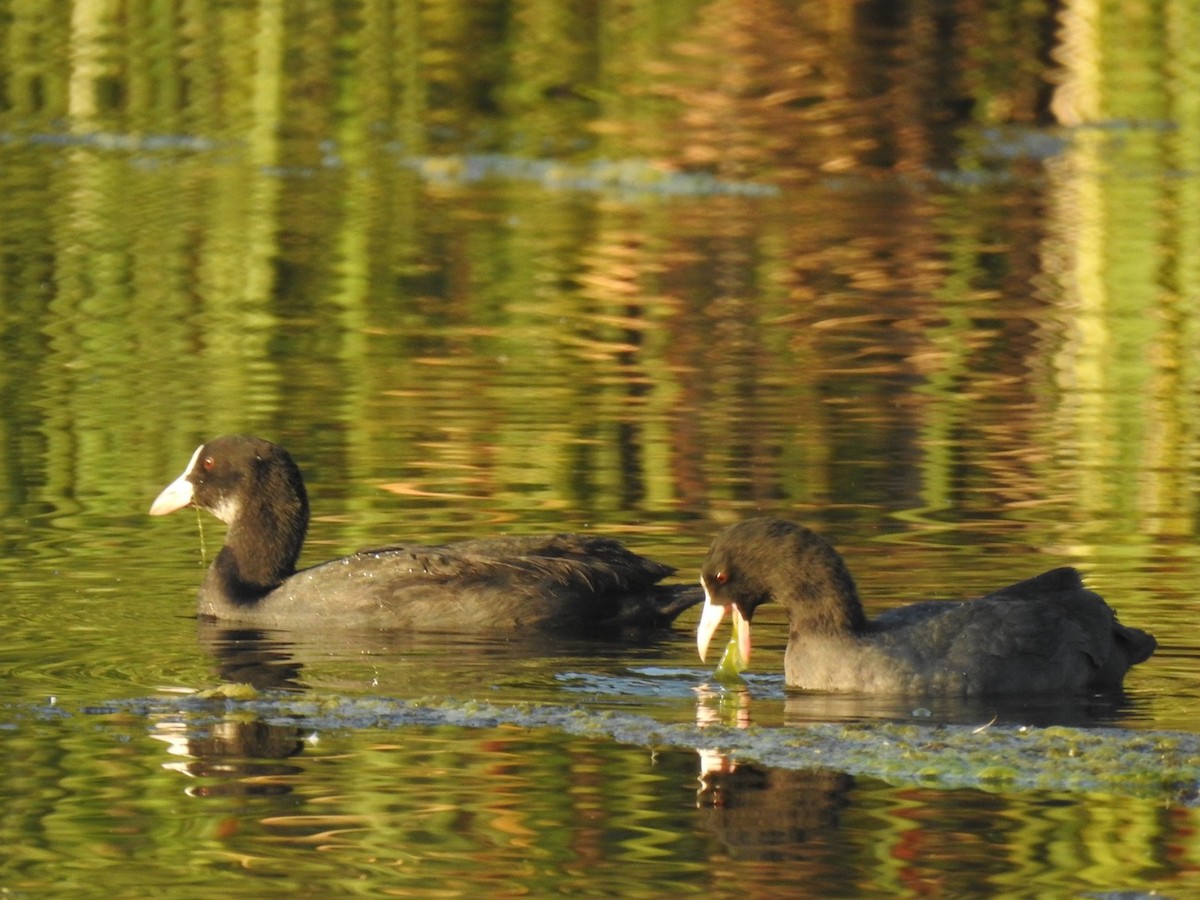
[{"x1": 3, "y1": 1, "x2": 1200, "y2": 896}]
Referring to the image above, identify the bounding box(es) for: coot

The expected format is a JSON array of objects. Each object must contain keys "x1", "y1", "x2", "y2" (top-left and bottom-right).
[
  {"x1": 150, "y1": 436, "x2": 701, "y2": 631},
  {"x1": 696, "y1": 518, "x2": 1156, "y2": 695}
]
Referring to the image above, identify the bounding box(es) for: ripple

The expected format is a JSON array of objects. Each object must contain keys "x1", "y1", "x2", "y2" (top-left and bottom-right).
[{"x1": 79, "y1": 692, "x2": 1200, "y2": 806}]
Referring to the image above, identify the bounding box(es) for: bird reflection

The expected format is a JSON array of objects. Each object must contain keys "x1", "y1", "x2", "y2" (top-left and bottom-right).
[
  {"x1": 150, "y1": 714, "x2": 308, "y2": 797},
  {"x1": 196, "y1": 621, "x2": 308, "y2": 692},
  {"x1": 694, "y1": 682, "x2": 753, "y2": 729},
  {"x1": 146, "y1": 623, "x2": 315, "y2": 795},
  {"x1": 780, "y1": 688, "x2": 1149, "y2": 728},
  {"x1": 697, "y1": 762, "x2": 855, "y2": 860}
]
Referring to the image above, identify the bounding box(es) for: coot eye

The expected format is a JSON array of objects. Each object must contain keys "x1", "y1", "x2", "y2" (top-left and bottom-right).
[
  {"x1": 201, "y1": 456, "x2": 215, "y2": 472},
  {"x1": 712, "y1": 570, "x2": 729, "y2": 586}
]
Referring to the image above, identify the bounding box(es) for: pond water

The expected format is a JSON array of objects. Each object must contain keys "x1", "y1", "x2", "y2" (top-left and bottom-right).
[{"x1": 3, "y1": 1, "x2": 1200, "y2": 896}]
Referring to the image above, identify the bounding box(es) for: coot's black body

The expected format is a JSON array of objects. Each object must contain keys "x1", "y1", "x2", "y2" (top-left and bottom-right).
[
  {"x1": 150, "y1": 436, "x2": 700, "y2": 631},
  {"x1": 696, "y1": 518, "x2": 1156, "y2": 696}
]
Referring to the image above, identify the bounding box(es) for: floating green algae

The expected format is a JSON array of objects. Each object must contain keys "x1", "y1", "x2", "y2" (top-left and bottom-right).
[
  {"x1": 97, "y1": 693, "x2": 1200, "y2": 806},
  {"x1": 193, "y1": 682, "x2": 260, "y2": 701}
]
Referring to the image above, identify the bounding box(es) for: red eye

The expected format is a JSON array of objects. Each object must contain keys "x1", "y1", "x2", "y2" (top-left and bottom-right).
[
  {"x1": 201, "y1": 456, "x2": 215, "y2": 472},
  {"x1": 713, "y1": 570, "x2": 729, "y2": 585}
]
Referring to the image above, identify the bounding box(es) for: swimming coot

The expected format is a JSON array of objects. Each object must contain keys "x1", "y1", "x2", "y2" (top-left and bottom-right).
[
  {"x1": 150, "y1": 436, "x2": 701, "y2": 631},
  {"x1": 696, "y1": 518, "x2": 1156, "y2": 695}
]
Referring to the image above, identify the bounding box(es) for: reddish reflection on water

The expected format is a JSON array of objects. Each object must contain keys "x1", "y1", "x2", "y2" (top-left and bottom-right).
[{"x1": 2, "y1": 0, "x2": 1200, "y2": 896}]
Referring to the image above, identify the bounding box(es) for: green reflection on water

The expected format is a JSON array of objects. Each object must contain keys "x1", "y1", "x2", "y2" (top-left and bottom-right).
[
  {"x1": 3, "y1": 0, "x2": 1200, "y2": 895},
  {"x1": 0, "y1": 701, "x2": 1196, "y2": 897},
  {"x1": 2, "y1": 0, "x2": 1198, "y2": 545}
]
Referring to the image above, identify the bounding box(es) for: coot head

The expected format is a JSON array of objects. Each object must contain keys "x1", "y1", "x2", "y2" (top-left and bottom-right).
[
  {"x1": 149, "y1": 436, "x2": 310, "y2": 593},
  {"x1": 696, "y1": 518, "x2": 865, "y2": 666}
]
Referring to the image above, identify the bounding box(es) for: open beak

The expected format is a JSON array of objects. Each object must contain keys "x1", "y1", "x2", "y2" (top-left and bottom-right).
[{"x1": 696, "y1": 587, "x2": 752, "y2": 666}]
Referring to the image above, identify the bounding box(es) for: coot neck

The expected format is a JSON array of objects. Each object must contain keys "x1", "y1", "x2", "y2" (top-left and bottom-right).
[
  {"x1": 206, "y1": 473, "x2": 310, "y2": 606},
  {"x1": 789, "y1": 538, "x2": 869, "y2": 634}
]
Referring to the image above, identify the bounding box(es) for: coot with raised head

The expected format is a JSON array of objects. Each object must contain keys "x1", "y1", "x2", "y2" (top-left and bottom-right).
[
  {"x1": 696, "y1": 518, "x2": 1156, "y2": 695},
  {"x1": 150, "y1": 436, "x2": 701, "y2": 632}
]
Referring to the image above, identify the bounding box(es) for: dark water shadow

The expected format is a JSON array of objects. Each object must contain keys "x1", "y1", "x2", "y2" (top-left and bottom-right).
[
  {"x1": 195, "y1": 618, "x2": 691, "y2": 692},
  {"x1": 164, "y1": 719, "x2": 309, "y2": 798},
  {"x1": 779, "y1": 687, "x2": 1154, "y2": 730},
  {"x1": 691, "y1": 671, "x2": 1155, "y2": 731},
  {"x1": 696, "y1": 763, "x2": 856, "y2": 862}
]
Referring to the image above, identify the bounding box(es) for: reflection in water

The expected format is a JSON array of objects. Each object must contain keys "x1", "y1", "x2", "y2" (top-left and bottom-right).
[
  {"x1": 120, "y1": 686, "x2": 1197, "y2": 895},
  {"x1": 697, "y1": 763, "x2": 854, "y2": 864},
  {"x1": 152, "y1": 715, "x2": 306, "y2": 797},
  {"x1": 151, "y1": 627, "x2": 313, "y2": 798},
  {"x1": 198, "y1": 626, "x2": 309, "y2": 692},
  {"x1": 3, "y1": 1, "x2": 1200, "y2": 896},
  {"x1": 780, "y1": 689, "x2": 1152, "y2": 730},
  {"x1": 694, "y1": 682, "x2": 754, "y2": 730},
  {"x1": 195, "y1": 618, "x2": 705, "y2": 707},
  {"x1": 695, "y1": 665, "x2": 1154, "y2": 731},
  {"x1": 0, "y1": 0, "x2": 1194, "y2": 554}
]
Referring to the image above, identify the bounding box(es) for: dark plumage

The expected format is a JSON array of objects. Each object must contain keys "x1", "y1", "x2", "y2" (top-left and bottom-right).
[
  {"x1": 149, "y1": 436, "x2": 701, "y2": 631},
  {"x1": 696, "y1": 518, "x2": 1156, "y2": 696}
]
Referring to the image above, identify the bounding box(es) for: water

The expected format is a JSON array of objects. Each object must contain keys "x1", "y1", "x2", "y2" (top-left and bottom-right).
[{"x1": 3, "y1": 0, "x2": 1200, "y2": 895}]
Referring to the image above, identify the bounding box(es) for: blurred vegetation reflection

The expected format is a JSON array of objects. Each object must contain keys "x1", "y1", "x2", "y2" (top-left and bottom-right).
[
  {"x1": 0, "y1": 0, "x2": 1197, "y2": 553},
  {"x1": 2, "y1": 3, "x2": 1200, "y2": 897}
]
